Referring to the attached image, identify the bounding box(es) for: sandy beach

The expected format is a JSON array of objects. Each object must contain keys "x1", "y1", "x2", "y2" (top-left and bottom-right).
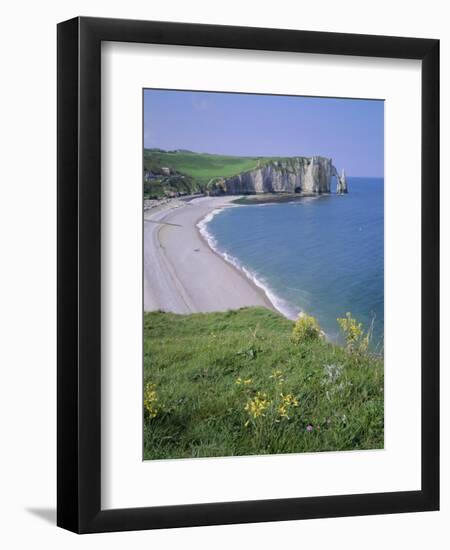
[{"x1": 143, "y1": 196, "x2": 275, "y2": 313}]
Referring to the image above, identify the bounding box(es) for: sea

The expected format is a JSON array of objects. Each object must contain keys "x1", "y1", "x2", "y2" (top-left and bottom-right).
[{"x1": 199, "y1": 177, "x2": 384, "y2": 351}]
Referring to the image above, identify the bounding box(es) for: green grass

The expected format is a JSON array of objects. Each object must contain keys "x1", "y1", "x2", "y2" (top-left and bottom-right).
[
  {"x1": 143, "y1": 307, "x2": 384, "y2": 460},
  {"x1": 144, "y1": 149, "x2": 262, "y2": 185}
]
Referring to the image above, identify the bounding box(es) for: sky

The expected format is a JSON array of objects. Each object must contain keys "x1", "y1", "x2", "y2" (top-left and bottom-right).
[{"x1": 143, "y1": 89, "x2": 384, "y2": 177}]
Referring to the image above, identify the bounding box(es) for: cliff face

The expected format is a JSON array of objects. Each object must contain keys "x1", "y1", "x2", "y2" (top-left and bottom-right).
[{"x1": 210, "y1": 157, "x2": 346, "y2": 195}]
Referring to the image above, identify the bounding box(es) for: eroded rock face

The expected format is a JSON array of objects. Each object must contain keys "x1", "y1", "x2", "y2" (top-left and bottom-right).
[
  {"x1": 333, "y1": 166, "x2": 348, "y2": 194},
  {"x1": 210, "y1": 157, "x2": 345, "y2": 195}
]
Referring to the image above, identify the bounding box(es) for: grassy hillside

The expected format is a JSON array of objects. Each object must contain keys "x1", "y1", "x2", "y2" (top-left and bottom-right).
[
  {"x1": 144, "y1": 149, "x2": 261, "y2": 182},
  {"x1": 143, "y1": 307, "x2": 384, "y2": 460},
  {"x1": 143, "y1": 149, "x2": 276, "y2": 198}
]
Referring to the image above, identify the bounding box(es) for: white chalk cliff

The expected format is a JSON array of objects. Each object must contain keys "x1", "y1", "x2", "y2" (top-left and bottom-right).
[{"x1": 209, "y1": 157, "x2": 348, "y2": 195}]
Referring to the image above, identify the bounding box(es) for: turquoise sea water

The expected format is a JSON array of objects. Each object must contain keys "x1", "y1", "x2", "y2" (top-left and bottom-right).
[{"x1": 202, "y1": 177, "x2": 384, "y2": 350}]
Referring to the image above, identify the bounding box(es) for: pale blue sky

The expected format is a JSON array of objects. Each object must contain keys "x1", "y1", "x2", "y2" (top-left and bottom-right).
[{"x1": 144, "y1": 89, "x2": 384, "y2": 177}]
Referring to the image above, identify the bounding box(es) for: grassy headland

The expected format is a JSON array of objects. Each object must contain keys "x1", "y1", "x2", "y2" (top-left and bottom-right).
[
  {"x1": 143, "y1": 149, "x2": 261, "y2": 198},
  {"x1": 143, "y1": 307, "x2": 384, "y2": 460},
  {"x1": 143, "y1": 149, "x2": 302, "y2": 199}
]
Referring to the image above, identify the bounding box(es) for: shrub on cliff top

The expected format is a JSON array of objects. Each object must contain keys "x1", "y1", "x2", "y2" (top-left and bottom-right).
[{"x1": 291, "y1": 314, "x2": 321, "y2": 344}]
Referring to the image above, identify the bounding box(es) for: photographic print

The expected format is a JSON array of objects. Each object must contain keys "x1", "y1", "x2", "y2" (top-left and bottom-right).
[{"x1": 143, "y1": 89, "x2": 384, "y2": 461}]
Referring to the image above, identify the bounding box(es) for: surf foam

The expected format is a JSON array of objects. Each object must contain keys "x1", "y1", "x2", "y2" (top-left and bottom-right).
[{"x1": 197, "y1": 208, "x2": 301, "y2": 321}]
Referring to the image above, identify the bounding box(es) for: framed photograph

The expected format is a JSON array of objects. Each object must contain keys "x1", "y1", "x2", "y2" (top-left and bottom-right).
[{"x1": 57, "y1": 17, "x2": 439, "y2": 533}]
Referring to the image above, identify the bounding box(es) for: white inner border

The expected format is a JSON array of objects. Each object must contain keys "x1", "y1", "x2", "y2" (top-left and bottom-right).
[{"x1": 101, "y1": 42, "x2": 422, "y2": 509}]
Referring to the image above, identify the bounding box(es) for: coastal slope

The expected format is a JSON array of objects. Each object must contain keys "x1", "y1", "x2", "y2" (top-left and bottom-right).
[
  {"x1": 144, "y1": 197, "x2": 274, "y2": 313},
  {"x1": 144, "y1": 307, "x2": 384, "y2": 459}
]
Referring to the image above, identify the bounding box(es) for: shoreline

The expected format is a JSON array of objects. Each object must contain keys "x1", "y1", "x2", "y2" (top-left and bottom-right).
[
  {"x1": 231, "y1": 191, "x2": 326, "y2": 206},
  {"x1": 193, "y1": 208, "x2": 280, "y2": 315},
  {"x1": 194, "y1": 208, "x2": 299, "y2": 320},
  {"x1": 143, "y1": 196, "x2": 282, "y2": 316}
]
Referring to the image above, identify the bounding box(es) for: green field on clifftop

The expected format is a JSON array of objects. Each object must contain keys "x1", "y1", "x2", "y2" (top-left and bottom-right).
[
  {"x1": 144, "y1": 149, "x2": 261, "y2": 182},
  {"x1": 143, "y1": 307, "x2": 384, "y2": 460}
]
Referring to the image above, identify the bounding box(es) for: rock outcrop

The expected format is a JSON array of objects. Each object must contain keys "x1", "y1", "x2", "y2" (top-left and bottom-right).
[
  {"x1": 333, "y1": 167, "x2": 348, "y2": 194},
  {"x1": 209, "y1": 157, "x2": 347, "y2": 196}
]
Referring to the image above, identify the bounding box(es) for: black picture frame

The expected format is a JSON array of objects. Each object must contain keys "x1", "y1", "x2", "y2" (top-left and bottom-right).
[{"x1": 57, "y1": 16, "x2": 439, "y2": 533}]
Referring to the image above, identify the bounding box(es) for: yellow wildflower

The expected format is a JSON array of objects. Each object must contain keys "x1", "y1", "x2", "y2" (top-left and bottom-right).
[
  {"x1": 292, "y1": 314, "x2": 321, "y2": 344},
  {"x1": 337, "y1": 312, "x2": 369, "y2": 352},
  {"x1": 277, "y1": 393, "x2": 299, "y2": 419},
  {"x1": 143, "y1": 382, "x2": 161, "y2": 419},
  {"x1": 245, "y1": 392, "x2": 269, "y2": 419}
]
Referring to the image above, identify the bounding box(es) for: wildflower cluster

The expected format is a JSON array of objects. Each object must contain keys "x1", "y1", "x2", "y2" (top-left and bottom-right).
[
  {"x1": 277, "y1": 393, "x2": 299, "y2": 419},
  {"x1": 239, "y1": 369, "x2": 301, "y2": 428},
  {"x1": 143, "y1": 382, "x2": 161, "y2": 419},
  {"x1": 244, "y1": 392, "x2": 269, "y2": 420},
  {"x1": 291, "y1": 314, "x2": 321, "y2": 344},
  {"x1": 337, "y1": 312, "x2": 369, "y2": 353}
]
